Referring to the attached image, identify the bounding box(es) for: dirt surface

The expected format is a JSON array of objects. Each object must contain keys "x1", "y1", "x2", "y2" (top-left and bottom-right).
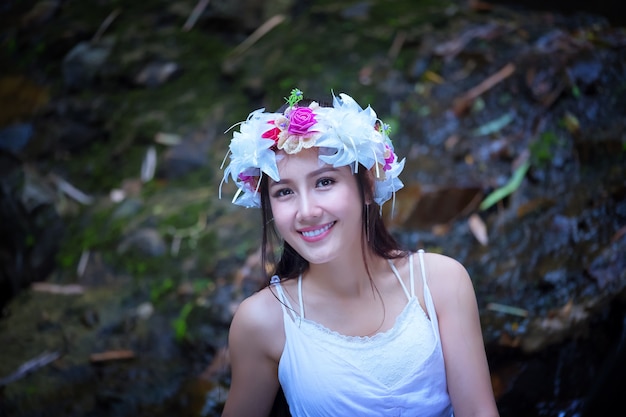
[{"x1": 1, "y1": 1, "x2": 625, "y2": 416}]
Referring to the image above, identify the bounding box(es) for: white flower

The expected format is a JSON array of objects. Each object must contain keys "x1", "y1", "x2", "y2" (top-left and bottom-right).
[{"x1": 221, "y1": 90, "x2": 405, "y2": 209}]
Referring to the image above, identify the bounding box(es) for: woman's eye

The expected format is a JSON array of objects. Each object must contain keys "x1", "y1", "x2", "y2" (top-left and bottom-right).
[
  {"x1": 317, "y1": 177, "x2": 335, "y2": 187},
  {"x1": 273, "y1": 188, "x2": 292, "y2": 198}
]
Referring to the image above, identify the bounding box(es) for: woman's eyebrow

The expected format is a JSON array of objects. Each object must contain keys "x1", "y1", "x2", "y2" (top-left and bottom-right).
[
  {"x1": 269, "y1": 167, "x2": 339, "y2": 186},
  {"x1": 307, "y1": 166, "x2": 339, "y2": 178}
]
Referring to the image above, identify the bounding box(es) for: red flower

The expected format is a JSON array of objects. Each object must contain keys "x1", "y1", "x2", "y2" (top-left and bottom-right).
[{"x1": 262, "y1": 126, "x2": 281, "y2": 142}]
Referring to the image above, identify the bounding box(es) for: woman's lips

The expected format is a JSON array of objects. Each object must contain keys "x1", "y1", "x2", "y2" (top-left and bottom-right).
[{"x1": 299, "y1": 222, "x2": 335, "y2": 241}]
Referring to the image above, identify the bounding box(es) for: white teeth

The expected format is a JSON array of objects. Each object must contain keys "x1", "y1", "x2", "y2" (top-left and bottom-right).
[{"x1": 302, "y1": 223, "x2": 333, "y2": 238}]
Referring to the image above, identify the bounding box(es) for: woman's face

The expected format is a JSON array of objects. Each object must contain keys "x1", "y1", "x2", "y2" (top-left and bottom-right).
[{"x1": 268, "y1": 148, "x2": 364, "y2": 266}]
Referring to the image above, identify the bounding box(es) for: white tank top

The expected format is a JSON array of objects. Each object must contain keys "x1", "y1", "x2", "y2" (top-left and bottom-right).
[{"x1": 273, "y1": 250, "x2": 454, "y2": 417}]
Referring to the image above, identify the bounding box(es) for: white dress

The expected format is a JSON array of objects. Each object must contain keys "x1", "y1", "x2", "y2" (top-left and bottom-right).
[{"x1": 273, "y1": 250, "x2": 454, "y2": 417}]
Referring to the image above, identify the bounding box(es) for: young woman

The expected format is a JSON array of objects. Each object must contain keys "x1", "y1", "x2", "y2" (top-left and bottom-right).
[{"x1": 219, "y1": 89, "x2": 500, "y2": 417}]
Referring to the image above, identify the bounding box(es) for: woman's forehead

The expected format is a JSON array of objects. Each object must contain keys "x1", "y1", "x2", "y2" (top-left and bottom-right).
[
  {"x1": 273, "y1": 148, "x2": 352, "y2": 180},
  {"x1": 276, "y1": 147, "x2": 326, "y2": 169}
]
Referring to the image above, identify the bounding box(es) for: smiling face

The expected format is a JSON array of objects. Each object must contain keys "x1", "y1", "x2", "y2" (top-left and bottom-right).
[{"x1": 268, "y1": 147, "x2": 365, "y2": 266}]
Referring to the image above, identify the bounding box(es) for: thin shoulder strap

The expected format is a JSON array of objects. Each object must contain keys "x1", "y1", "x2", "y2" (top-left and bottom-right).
[
  {"x1": 409, "y1": 252, "x2": 415, "y2": 297},
  {"x1": 297, "y1": 274, "x2": 305, "y2": 318},
  {"x1": 417, "y1": 249, "x2": 427, "y2": 289},
  {"x1": 388, "y1": 257, "x2": 412, "y2": 301},
  {"x1": 418, "y1": 250, "x2": 442, "y2": 341},
  {"x1": 271, "y1": 275, "x2": 297, "y2": 320}
]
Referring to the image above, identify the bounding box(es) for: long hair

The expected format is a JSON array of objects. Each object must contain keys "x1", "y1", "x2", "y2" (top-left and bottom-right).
[
  {"x1": 259, "y1": 156, "x2": 407, "y2": 283},
  {"x1": 258, "y1": 97, "x2": 408, "y2": 417}
]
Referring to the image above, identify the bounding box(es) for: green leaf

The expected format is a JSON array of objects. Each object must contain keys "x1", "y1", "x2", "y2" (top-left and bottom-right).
[
  {"x1": 479, "y1": 160, "x2": 531, "y2": 211},
  {"x1": 472, "y1": 112, "x2": 515, "y2": 136}
]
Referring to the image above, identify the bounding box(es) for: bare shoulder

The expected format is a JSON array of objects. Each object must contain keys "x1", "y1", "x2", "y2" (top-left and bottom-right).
[
  {"x1": 416, "y1": 251, "x2": 475, "y2": 298},
  {"x1": 419, "y1": 252, "x2": 469, "y2": 278},
  {"x1": 229, "y1": 285, "x2": 285, "y2": 360}
]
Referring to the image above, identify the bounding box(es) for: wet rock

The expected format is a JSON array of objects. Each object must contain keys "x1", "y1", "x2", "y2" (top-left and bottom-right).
[
  {"x1": 206, "y1": 0, "x2": 293, "y2": 31},
  {"x1": 0, "y1": 122, "x2": 33, "y2": 154},
  {"x1": 134, "y1": 61, "x2": 182, "y2": 88},
  {"x1": 1, "y1": 1, "x2": 625, "y2": 416},
  {"x1": 81, "y1": 308, "x2": 100, "y2": 328},
  {"x1": 388, "y1": 182, "x2": 484, "y2": 230},
  {"x1": 340, "y1": 2, "x2": 372, "y2": 20},
  {"x1": 0, "y1": 75, "x2": 49, "y2": 127},
  {"x1": 158, "y1": 128, "x2": 215, "y2": 179},
  {"x1": 117, "y1": 228, "x2": 167, "y2": 257},
  {"x1": 20, "y1": 0, "x2": 60, "y2": 27},
  {"x1": 0, "y1": 152, "x2": 62, "y2": 310},
  {"x1": 62, "y1": 39, "x2": 114, "y2": 90}
]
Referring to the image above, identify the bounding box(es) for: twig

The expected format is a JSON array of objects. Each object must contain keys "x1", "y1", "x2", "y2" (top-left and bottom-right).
[
  {"x1": 31, "y1": 282, "x2": 85, "y2": 295},
  {"x1": 0, "y1": 351, "x2": 61, "y2": 386},
  {"x1": 77, "y1": 250, "x2": 90, "y2": 278},
  {"x1": 90, "y1": 350, "x2": 135, "y2": 363},
  {"x1": 487, "y1": 302, "x2": 529, "y2": 318},
  {"x1": 229, "y1": 14, "x2": 286, "y2": 58},
  {"x1": 452, "y1": 62, "x2": 515, "y2": 116},
  {"x1": 167, "y1": 212, "x2": 208, "y2": 256},
  {"x1": 92, "y1": 8, "x2": 121, "y2": 43},
  {"x1": 387, "y1": 30, "x2": 406, "y2": 62},
  {"x1": 49, "y1": 173, "x2": 94, "y2": 205},
  {"x1": 183, "y1": 0, "x2": 211, "y2": 32}
]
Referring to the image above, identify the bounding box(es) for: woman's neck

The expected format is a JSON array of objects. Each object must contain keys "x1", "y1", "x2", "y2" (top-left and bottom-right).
[{"x1": 304, "y1": 250, "x2": 389, "y2": 298}]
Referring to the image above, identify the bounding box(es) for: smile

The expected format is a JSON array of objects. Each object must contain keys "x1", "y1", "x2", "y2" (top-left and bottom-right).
[{"x1": 300, "y1": 222, "x2": 335, "y2": 238}]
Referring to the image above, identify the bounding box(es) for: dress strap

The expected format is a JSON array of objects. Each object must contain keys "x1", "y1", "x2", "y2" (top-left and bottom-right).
[
  {"x1": 409, "y1": 252, "x2": 415, "y2": 297},
  {"x1": 417, "y1": 249, "x2": 441, "y2": 341},
  {"x1": 297, "y1": 274, "x2": 305, "y2": 318},
  {"x1": 417, "y1": 249, "x2": 427, "y2": 288},
  {"x1": 271, "y1": 275, "x2": 297, "y2": 320},
  {"x1": 388, "y1": 255, "x2": 412, "y2": 301}
]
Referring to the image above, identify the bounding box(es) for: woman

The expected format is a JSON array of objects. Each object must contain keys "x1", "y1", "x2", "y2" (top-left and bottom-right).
[{"x1": 219, "y1": 89, "x2": 499, "y2": 417}]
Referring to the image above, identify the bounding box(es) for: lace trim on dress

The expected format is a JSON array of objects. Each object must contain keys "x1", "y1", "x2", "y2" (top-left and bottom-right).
[
  {"x1": 293, "y1": 297, "x2": 430, "y2": 346},
  {"x1": 279, "y1": 252, "x2": 433, "y2": 344}
]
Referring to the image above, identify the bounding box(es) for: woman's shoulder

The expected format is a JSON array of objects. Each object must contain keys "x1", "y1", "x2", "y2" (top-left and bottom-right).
[
  {"x1": 229, "y1": 284, "x2": 287, "y2": 360},
  {"x1": 414, "y1": 251, "x2": 477, "y2": 310},
  {"x1": 233, "y1": 285, "x2": 283, "y2": 327},
  {"x1": 412, "y1": 250, "x2": 472, "y2": 289},
  {"x1": 230, "y1": 285, "x2": 287, "y2": 338},
  {"x1": 417, "y1": 250, "x2": 467, "y2": 270}
]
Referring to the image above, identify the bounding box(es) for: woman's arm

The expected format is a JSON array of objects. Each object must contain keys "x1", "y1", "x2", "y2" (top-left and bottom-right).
[
  {"x1": 221, "y1": 290, "x2": 283, "y2": 417},
  {"x1": 425, "y1": 253, "x2": 500, "y2": 417}
]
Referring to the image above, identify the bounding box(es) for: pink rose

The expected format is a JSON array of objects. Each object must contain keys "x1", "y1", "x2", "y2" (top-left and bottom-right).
[{"x1": 287, "y1": 107, "x2": 317, "y2": 135}]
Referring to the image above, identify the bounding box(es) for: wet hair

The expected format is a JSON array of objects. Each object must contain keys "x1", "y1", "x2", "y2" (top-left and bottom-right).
[{"x1": 258, "y1": 97, "x2": 407, "y2": 285}]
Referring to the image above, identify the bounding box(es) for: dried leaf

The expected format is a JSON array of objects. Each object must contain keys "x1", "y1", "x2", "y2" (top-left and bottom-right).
[
  {"x1": 31, "y1": 282, "x2": 85, "y2": 295},
  {"x1": 487, "y1": 302, "x2": 528, "y2": 317},
  {"x1": 562, "y1": 111, "x2": 580, "y2": 134},
  {"x1": 154, "y1": 132, "x2": 182, "y2": 146},
  {"x1": 468, "y1": 213, "x2": 489, "y2": 245},
  {"x1": 140, "y1": 145, "x2": 157, "y2": 183},
  {"x1": 89, "y1": 350, "x2": 135, "y2": 363}
]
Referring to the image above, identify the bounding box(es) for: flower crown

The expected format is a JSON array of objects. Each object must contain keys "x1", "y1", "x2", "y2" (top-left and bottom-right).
[{"x1": 219, "y1": 88, "x2": 405, "y2": 209}]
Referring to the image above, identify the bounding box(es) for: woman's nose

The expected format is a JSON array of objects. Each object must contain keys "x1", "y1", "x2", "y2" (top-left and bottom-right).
[{"x1": 296, "y1": 192, "x2": 322, "y2": 220}]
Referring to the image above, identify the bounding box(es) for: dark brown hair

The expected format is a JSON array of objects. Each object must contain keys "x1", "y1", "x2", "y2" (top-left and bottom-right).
[
  {"x1": 258, "y1": 141, "x2": 407, "y2": 284},
  {"x1": 261, "y1": 96, "x2": 408, "y2": 416}
]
